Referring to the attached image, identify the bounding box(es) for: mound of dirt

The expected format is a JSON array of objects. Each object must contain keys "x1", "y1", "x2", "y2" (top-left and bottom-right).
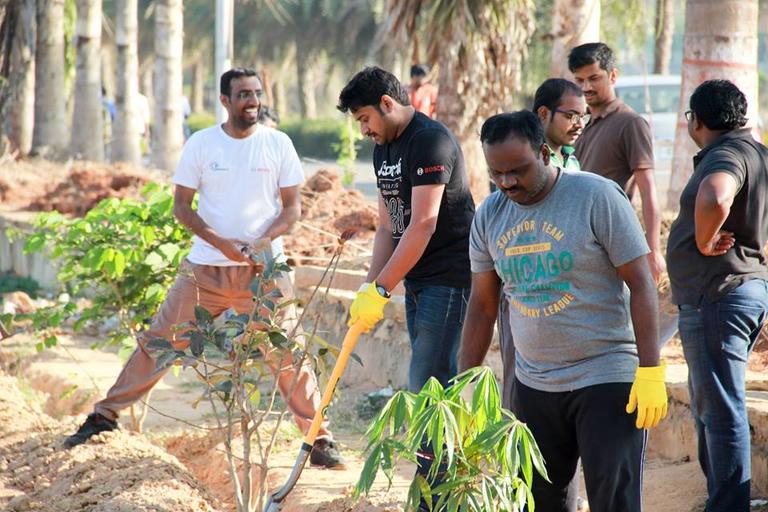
[
  {"x1": 0, "y1": 372, "x2": 221, "y2": 512},
  {"x1": 0, "y1": 159, "x2": 155, "y2": 217},
  {"x1": 285, "y1": 168, "x2": 376, "y2": 267},
  {"x1": 27, "y1": 164, "x2": 150, "y2": 217}
]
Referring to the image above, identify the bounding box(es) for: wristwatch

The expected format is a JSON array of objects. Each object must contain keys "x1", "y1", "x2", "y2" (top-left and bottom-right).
[{"x1": 374, "y1": 283, "x2": 391, "y2": 299}]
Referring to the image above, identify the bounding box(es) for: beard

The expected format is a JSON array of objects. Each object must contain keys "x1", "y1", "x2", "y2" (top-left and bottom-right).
[{"x1": 232, "y1": 108, "x2": 260, "y2": 131}]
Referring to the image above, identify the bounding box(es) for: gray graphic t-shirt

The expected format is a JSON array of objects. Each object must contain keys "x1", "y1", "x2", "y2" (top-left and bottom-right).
[{"x1": 470, "y1": 169, "x2": 650, "y2": 392}]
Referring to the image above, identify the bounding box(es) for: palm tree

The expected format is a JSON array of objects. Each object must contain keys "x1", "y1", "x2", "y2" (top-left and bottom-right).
[
  {"x1": 151, "y1": 0, "x2": 183, "y2": 172},
  {"x1": 2, "y1": 0, "x2": 36, "y2": 156},
  {"x1": 387, "y1": 0, "x2": 536, "y2": 202},
  {"x1": 71, "y1": 0, "x2": 105, "y2": 161},
  {"x1": 112, "y1": 0, "x2": 141, "y2": 164},
  {"x1": 32, "y1": 0, "x2": 68, "y2": 155},
  {"x1": 668, "y1": 0, "x2": 759, "y2": 207},
  {"x1": 653, "y1": 0, "x2": 674, "y2": 75},
  {"x1": 548, "y1": 0, "x2": 600, "y2": 78}
]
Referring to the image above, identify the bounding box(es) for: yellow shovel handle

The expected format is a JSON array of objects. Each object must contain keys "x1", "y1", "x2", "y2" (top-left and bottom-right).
[{"x1": 302, "y1": 321, "x2": 367, "y2": 445}]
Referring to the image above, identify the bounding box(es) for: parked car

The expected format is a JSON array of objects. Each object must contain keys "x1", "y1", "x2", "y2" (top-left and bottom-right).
[{"x1": 614, "y1": 74, "x2": 681, "y2": 172}]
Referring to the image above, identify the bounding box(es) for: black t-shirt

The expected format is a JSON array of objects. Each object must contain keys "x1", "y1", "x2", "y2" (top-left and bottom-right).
[
  {"x1": 667, "y1": 129, "x2": 768, "y2": 304},
  {"x1": 373, "y1": 112, "x2": 475, "y2": 288}
]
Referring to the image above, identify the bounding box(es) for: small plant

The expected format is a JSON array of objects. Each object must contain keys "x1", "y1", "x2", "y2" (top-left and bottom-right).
[
  {"x1": 0, "y1": 271, "x2": 41, "y2": 297},
  {"x1": 16, "y1": 182, "x2": 190, "y2": 352},
  {"x1": 148, "y1": 231, "x2": 354, "y2": 512},
  {"x1": 355, "y1": 366, "x2": 548, "y2": 511}
]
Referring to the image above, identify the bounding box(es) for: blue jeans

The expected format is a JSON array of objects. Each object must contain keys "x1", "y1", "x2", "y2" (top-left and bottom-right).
[
  {"x1": 404, "y1": 281, "x2": 469, "y2": 393},
  {"x1": 679, "y1": 278, "x2": 768, "y2": 512}
]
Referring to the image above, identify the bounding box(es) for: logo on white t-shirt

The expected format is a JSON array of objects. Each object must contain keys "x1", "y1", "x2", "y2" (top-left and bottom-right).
[{"x1": 209, "y1": 161, "x2": 229, "y2": 172}]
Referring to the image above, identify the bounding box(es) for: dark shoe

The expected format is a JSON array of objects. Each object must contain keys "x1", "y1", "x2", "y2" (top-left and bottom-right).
[
  {"x1": 310, "y1": 438, "x2": 346, "y2": 470},
  {"x1": 63, "y1": 413, "x2": 118, "y2": 449}
]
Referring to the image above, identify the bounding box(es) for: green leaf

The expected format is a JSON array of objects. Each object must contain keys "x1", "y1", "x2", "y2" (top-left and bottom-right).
[
  {"x1": 194, "y1": 305, "x2": 213, "y2": 325},
  {"x1": 350, "y1": 351, "x2": 364, "y2": 367},
  {"x1": 190, "y1": 331, "x2": 204, "y2": 357},
  {"x1": 145, "y1": 338, "x2": 174, "y2": 351},
  {"x1": 24, "y1": 234, "x2": 47, "y2": 253},
  {"x1": 354, "y1": 443, "x2": 382, "y2": 497},
  {"x1": 155, "y1": 350, "x2": 179, "y2": 369},
  {"x1": 268, "y1": 330, "x2": 289, "y2": 348},
  {"x1": 144, "y1": 283, "x2": 165, "y2": 302},
  {"x1": 112, "y1": 251, "x2": 126, "y2": 277}
]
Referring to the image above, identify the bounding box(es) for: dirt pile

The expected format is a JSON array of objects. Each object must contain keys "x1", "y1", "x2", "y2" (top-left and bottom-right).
[
  {"x1": 0, "y1": 372, "x2": 221, "y2": 512},
  {"x1": 0, "y1": 159, "x2": 154, "y2": 216},
  {"x1": 27, "y1": 164, "x2": 150, "y2": 216},
  {"x1": 285, "y1": 169, "x2": 376, "y2": 267}
]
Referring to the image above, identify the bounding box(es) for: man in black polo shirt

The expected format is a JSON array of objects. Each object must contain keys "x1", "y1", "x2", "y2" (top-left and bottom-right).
[{"x1": 667, "y1": 79, "x2": 768, "y2": 512}]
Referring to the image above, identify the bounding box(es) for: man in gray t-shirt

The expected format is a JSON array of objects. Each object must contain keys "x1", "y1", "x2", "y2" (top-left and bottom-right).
[{"x1": 458, "y1": 111, "x2": 667, "y2": 512}]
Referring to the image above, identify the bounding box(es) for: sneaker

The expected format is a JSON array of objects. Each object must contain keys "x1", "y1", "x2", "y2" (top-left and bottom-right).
[
  {"x1": 63, "y1": 413, "x2": 118, "y2": 449},
  {"x1": 309, "y1": 438, "x2": 346, "y2": 470}
]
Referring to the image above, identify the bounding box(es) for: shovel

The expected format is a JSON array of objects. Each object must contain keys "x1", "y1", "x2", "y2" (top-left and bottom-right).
[{"x1": 263, "y1": 321, "x2": 367, "y2": 512}]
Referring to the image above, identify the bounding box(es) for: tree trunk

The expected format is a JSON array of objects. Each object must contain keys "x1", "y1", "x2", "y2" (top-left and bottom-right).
[
  {"x1": 32, "y1": 0, "x2": 67, "y2": 155},
  {"x1": 71, "y1": 0, "x2": 104, "y2": 161},
  {"x1": 668, "y1": 0, "x2": 759, "y2": 207},
  {"x1": 653, "y1": 0, "x2": 675, "y2": 74},
  {"x1": 112, "y1": 0, "x2": 141, "y2": 164},
  {"x1": 435, "y1": 4, "x2": 536, "y2": 203},
  {"x1": 151, "y1": 0, "x2": 183, "y2": 172},
  {"x1": 5, "y1": 0, "x2": 36, "y2": 157},
  {"x1": 190, "y1": 55, "x2": 205, "y2": 114},
  {"x1": 295, "y1": 39, "x2": 316, "y2": 119},
  {"x1": 549, "y1": 0, "x2": 600, "y2": 78}
]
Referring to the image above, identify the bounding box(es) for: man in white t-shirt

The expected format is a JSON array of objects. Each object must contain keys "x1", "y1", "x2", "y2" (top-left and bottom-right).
[{"x1": 63, "y1": 68, "x2": 345, "y2": 469}]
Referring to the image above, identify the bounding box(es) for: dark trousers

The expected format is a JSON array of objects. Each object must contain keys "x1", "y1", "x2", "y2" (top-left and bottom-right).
[{"x1": 512, "y1": 381, "x2": 646, "y2": 512}]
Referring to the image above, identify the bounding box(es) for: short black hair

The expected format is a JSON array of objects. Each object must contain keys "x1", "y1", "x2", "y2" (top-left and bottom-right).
[
  {"x1": 410, "y1": 64, "x2": 429, "y2": 78},
  {"x1": 532, "y1": 78, "x2": 583, "y2": 114},
  {"x1": 480, "y1": 110, "x2": 545, "y2": 152},
  {"x1": 220, "y1": 68, "x2": 261, "y2": 97},
  {"x1": 337, "y1": 66, "x2": 410, "y2": 113},
  {"x1": 568, "y1": 42, "x2": 616, "y2": 73},
  {"x1": 690, "y1": 79, "x2": 748, "y2": 131}
]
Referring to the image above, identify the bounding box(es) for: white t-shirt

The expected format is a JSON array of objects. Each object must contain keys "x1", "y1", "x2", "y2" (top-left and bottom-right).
[{"x1": 173, "y1": 124, "x2": 304, "y2": 266}]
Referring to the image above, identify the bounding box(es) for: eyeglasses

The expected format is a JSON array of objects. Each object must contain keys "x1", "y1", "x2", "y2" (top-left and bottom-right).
[
  {"x1": 235, "y1": 90, "x2": 264, "y2": 101},
  {"x1": 554, "y1": 109, "x2": 590, "y2": 125},
  {"x1": 684, "y1": 110, "x2": 694, "y2": 122}
]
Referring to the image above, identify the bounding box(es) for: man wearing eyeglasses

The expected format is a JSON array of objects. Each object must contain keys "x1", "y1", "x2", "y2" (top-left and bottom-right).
[
  {"x1": 569, "y1": 42, "x2": 665, "y2": 284},
  {"x1": 668, "y1": 80, "x2": 768, "y2": 511},
  {"x1": 63, "y1": 68, "x2": 346, "y2": 470},
  {"x1": 533, "y1": 78, "x2": 589, "y2": 173}
]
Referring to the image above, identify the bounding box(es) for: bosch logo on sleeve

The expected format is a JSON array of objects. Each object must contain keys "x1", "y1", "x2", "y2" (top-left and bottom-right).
[{"x1": 420, "y1": 165, "x2": 445, "y2": 174}]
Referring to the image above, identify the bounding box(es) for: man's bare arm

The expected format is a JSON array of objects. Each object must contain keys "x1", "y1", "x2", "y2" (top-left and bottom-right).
[
  {"x1": 263, "y1": 185, "x2": 301, "y2": 240},
  {"x1": 616, "y1": 254, "x2": 660, "y2": 367},
  {"x1": 374, "y1": 184, "x2": 444, "y2": 292},
  {"x1": 694, "y1": 172, "x2": 738, "y2": 256},
  {"x1": 366, "y1": 195, "x2": 396, "y2": 283},
  {"x1": 458, "y1": 271, "x2": 502, "y2": 372},
  {"x1": 634, "y1": 168, "x2": 665, "y2": 282}
]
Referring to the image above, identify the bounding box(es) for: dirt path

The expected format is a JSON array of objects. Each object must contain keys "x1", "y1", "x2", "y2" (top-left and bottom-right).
[{"x1": 0, "y1": 329, "x2": 711, "y2": 511}]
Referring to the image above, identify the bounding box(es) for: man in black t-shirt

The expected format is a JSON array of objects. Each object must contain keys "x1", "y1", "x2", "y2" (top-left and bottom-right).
[
  {"x1": 337, "y1": 66, "x2": 475, "y2": 393},
  {"x1": 667, "y1": 79, "x2": 768, "y2": 512}
]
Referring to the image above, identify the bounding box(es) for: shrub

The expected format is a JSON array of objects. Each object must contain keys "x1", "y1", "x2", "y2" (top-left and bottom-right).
[{"x1": 356, "y1": 367, "x2": 548, "y2": 511}]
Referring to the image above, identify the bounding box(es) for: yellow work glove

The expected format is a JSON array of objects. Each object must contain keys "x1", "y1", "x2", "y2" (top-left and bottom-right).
[
  {"x1": 348, "y1": 282, "x2": 389, "y2": 332},
  {"x1": 625, "y1": 363, "x2": 668, "y2": 429}
]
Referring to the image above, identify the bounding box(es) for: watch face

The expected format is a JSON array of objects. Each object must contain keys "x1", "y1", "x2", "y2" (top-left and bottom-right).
[{"x1": 376, "y1": 285, "x2": 389, "y2": 298}]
